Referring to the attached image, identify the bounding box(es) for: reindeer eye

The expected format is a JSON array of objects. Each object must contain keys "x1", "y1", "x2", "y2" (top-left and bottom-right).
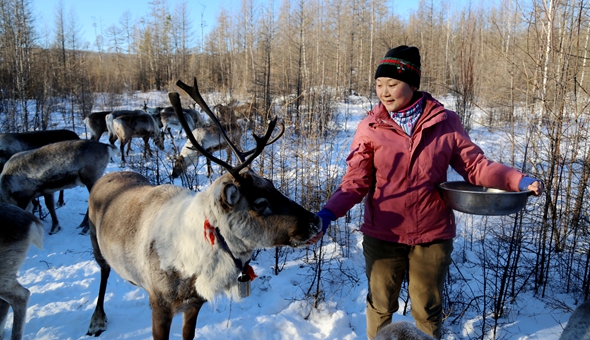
[{"x1": 253, "y1": 198, "x2": 270, "y2": 214}]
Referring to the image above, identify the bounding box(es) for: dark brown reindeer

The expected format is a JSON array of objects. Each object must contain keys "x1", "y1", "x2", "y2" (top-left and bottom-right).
[
  {"x1": 0, "y1": 140, "x2": 119, "y2": 234},
  {"x1": 111, "y1": 113, "x2": 165, "y2": 163},
  {"x1": 85, "y1": 78, "x2": 321, "y2": 340},
  {"x1": 0, "y1": 203, "x2": 44, "y2": 340}
]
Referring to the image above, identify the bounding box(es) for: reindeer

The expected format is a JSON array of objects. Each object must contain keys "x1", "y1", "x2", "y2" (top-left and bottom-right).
[
  {"x1": 111, "y1": 113, "x2": 165, "y2": 163},
  {"x1": 156, "y1": 109, "x2": 196, "y2": 138},
  {"x1": 83, "y1": 111, "x2": 112, "y2": 141},
  {"x1": 0, "y1": 129, "x2": 80, "y2": 209},
  {"x1": 171, "y1": 121, "x2": 246, "y2": 178},
  {"x1": 153, "y1": 106, "x2": 207, "y2": 139},
  {"x1": 0, "y1": 203, "x2": 44, "y2": 340},
  {"x1": 559, "y1": 299, "x2": 590, "y2": 340},
  {"x1": 0, "y1": 129, "x2": 80, "y2": 172},
  {"x1": 85, "y1": 78, "x2": 321, "y2": 339},
  {"x1": 104, "y1": 110, "x2": 146, "y2": 145},
  {"x1": 374, "y1": 321, "x2": 435, "y2": 340},
  {"x1": 214, "y1": 100, "x2": 257, "y2": 125},
  {"x1": 160, "y1": 106, "x2": 204, "y2": 126},
  {"x1": 0, "y1": 140, "x2": 119, "y2": 235}
]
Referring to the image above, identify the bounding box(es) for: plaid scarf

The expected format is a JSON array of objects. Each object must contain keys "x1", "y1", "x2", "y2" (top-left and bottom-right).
[{"x1": 389, "y1": 94, "x2": 424, "y2": 136}]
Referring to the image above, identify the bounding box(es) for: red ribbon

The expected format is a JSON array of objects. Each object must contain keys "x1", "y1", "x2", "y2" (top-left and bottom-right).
[
  {"x1": 245, "y1": 264, "x2": 258, "y2": 281},
  {"x1": 204, "y1": 219, "x2": 215, "y2": 246}
]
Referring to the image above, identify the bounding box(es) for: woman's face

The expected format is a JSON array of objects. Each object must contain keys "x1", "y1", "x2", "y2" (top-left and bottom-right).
[{"x1": 375, "y1": 77, "x2": 416, "y2": 112}]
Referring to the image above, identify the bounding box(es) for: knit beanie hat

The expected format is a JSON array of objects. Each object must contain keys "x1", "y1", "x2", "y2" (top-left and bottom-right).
[{"x1": 374, "y1": 45, "x2": 421, "y2": 89}]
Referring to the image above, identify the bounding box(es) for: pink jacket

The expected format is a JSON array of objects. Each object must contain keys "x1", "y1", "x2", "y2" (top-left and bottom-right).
[{"x1": 323, "y1": 92, "x2": 525, "y2": 245}]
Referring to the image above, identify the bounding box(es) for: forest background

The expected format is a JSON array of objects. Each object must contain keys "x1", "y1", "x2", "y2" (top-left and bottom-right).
[{"x1": 1, "y1": 0, "x2": 590, "y2": 338}]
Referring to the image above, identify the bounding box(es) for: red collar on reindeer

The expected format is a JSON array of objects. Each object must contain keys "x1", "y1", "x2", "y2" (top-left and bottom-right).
[{"x1": 204, "y1": 219, "x2": 257, "y2": 281}]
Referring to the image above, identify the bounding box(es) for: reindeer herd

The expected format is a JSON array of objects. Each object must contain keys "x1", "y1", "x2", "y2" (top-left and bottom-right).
[
  {"x1": 0, "y1": 78, "x2": 322, "y2": 340},
  {"x1": 0, "y1": 79, "x2": 588, "y2": 340}
]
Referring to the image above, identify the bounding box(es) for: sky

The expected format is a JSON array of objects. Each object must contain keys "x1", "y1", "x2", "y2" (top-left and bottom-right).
[
  {"x1": 32, "y1": 0, "x2": 240, "y2": 49},
  {"x1": 30, "y1": 0, "x2": 424, "y2": 50},
  {"x1": 2, "y1": 90, "x2": 577, "y2": 340}
]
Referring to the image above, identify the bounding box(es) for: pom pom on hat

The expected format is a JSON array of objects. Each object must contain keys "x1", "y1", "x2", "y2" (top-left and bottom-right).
[{"x1": 375, "y1": 45, "x2": 421, "y2": 89}]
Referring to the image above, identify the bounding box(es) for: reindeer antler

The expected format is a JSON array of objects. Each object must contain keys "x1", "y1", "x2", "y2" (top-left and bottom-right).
[{"x1": 169, "y1": 78, "x2": 284, "y2": 179}]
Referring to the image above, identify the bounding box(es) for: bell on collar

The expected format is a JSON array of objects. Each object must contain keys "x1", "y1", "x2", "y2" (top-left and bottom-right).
[{"x1": 237, "y1": 273, "x2": 251, "y2": 298}]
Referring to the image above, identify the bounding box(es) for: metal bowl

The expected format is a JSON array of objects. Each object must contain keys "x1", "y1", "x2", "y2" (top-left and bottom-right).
[{"x1": 438, "y1": 181, "x2": 532, "y2": 216}]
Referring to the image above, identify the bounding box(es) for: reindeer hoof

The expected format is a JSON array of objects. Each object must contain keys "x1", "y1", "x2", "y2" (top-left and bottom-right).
[
  {"x1": 49, "y1": 226, "x2": 61, "y2": 235},
  {"x1": 87, "y1": 313, "x2": 107, "y2": 337},
  {"x1": 87, "y1": 329, "x2": 105, "y2": 337}
]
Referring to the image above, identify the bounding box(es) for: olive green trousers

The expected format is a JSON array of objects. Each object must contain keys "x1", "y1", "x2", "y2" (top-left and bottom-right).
[{"x1": 363, "y1": 234, "x2": 453, "y2": 339}]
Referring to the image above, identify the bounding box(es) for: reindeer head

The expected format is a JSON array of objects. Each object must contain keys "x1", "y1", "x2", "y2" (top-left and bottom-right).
[
  {"x1": 169, "y1": 78, "x2": 321, "y2": 248},
  {"x1": 209, "y1": 170, "x2": 321, "y2": 249}
]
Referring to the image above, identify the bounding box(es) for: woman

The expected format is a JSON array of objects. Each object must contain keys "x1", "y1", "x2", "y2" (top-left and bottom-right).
[{"x1": 309, "y1": 45, "x2": 543, "y2": 339}]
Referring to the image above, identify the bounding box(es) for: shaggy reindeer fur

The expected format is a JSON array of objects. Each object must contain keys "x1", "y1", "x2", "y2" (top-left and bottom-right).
[
  {"x1": 111, "y1": 114, "x2": 164, "y2": 163},
  {"x1": 560, "y1": 299, "x2": 590, "y2": 340},
  {"x1": 0, "y1": 203, "x2": 43, "y2": 340},
  {"x1": 86, "y1": 170, "x2": 321, "y2": 339},
  {"x1": 374, "y1": 321, "x2": 435, "y2": 340},
  {"x1": 0, "y1": 140, "x2": 119, "y2": 234},
  {"x1": 172, "y1": 122, "x2": 244, "y2": 178}
]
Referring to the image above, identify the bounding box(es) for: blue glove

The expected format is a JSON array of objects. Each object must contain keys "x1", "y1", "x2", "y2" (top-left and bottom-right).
[
  {"x1": 519, "y1": 176, "x2": 543, "y2": 191},
  {"x1": 316, "y1": 209, "x2": 336, "y2": 234}
]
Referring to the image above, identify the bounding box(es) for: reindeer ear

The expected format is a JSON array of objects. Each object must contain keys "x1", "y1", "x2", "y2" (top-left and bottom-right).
[{"x1": 222, "y1": 183, "x2": 241, "y2": 207}]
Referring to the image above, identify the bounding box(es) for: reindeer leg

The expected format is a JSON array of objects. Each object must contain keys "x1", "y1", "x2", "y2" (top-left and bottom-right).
[
  {"x1": 77, "y1": 209, "x2": 90, "y2": 235},
  {"x1": 87, "y1": 225, "x2": 111, "y2": 337},
  {"x1": 126, "y1": 139, "x2": 133, "y2": 156},
  {"x1": 109, "y1": 133, "x2": 116, "y2": 145},
  {"x1": 206, "y1": 159, "x2": 212, "y2": 177},
  {"x1": 77, "y1": 182, "x2": 95, "y2": 234},
  {"x1": 0, "y1": 299, "x2": 9, "y2": 339},
  {"x1": 0, "y1": 282, "x2": 30, "y2": 340},
  {"x1": 144, "y1": 136, "x2": 153, "y2": 157},
  {"x1": 182, "y1": 302, "x2": 204, "y2": 340},
  {"x1": 45, "y1": 194, "x2": 61, "y2": 235},
  {"x1": 57, "y1": 190, "x2": 65, "y2": 207},
  {"x1": 119, "y1": 141, "x2": 126, "y2": 164},
  {"x1": 150, "y1": 295, "x2": 173, "y2": 340}
]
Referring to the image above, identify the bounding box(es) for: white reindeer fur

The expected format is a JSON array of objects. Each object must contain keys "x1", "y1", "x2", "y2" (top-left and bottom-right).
[
  {"x1": 145, "y1": 184, "x2": 246, "y2": 301},
  {"x1": 94, "y1": 172, "x2": 286, "y2": 302}
]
